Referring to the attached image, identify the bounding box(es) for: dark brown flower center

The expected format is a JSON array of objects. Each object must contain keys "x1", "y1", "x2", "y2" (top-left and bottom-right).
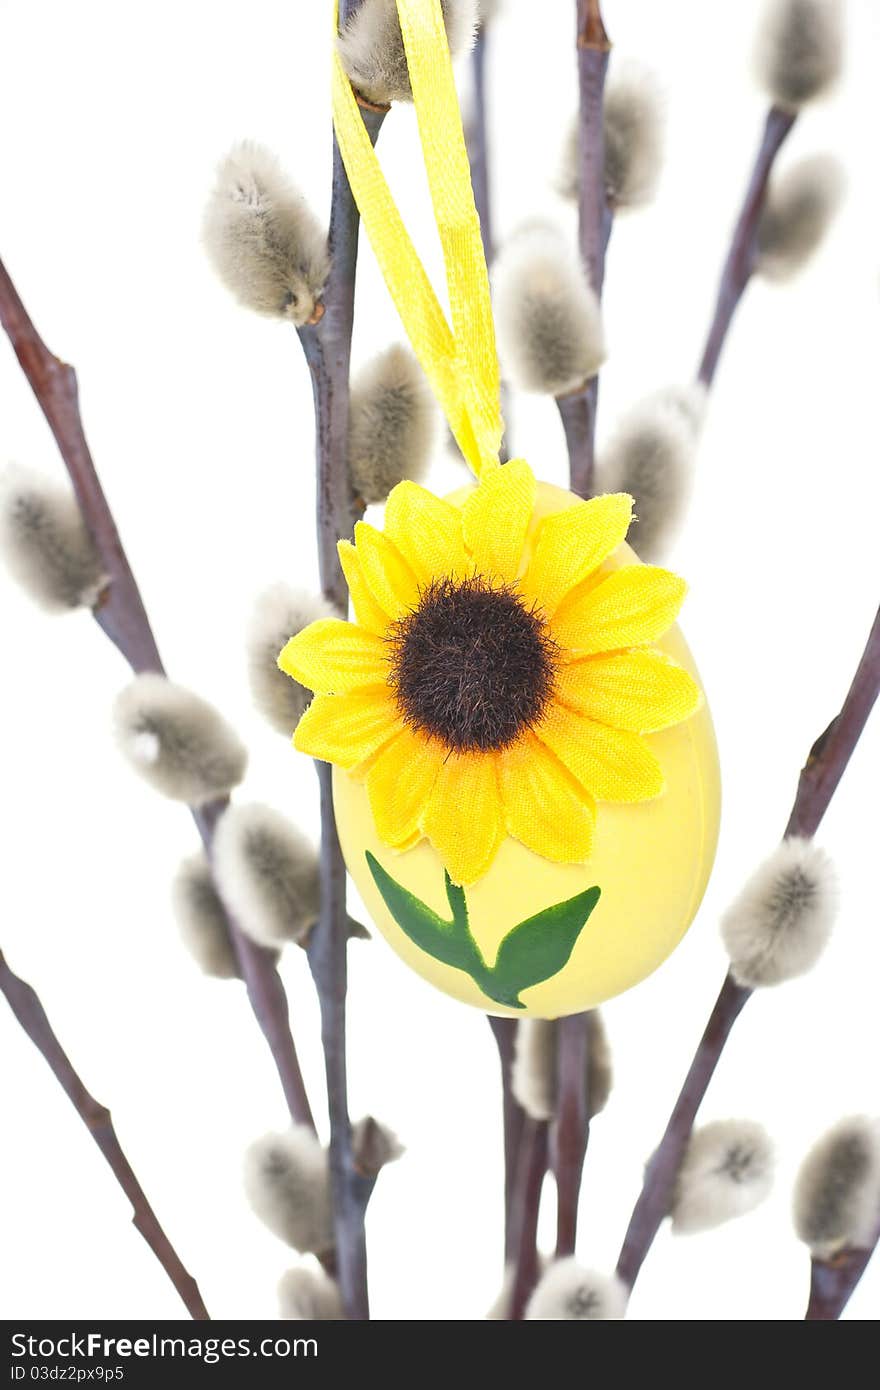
[{"x1": 387, "y1": 576, "x2": 557, "y2": 752}]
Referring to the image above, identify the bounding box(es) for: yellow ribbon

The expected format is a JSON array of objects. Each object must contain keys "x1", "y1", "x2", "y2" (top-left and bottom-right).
[{"x1": 332, "y1": 0, "x2": 503, "y2": 477}]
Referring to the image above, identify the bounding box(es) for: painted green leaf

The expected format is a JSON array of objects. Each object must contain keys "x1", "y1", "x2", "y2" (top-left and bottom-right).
[
  {"x1": 365, "y1": 852, "x2": 485, "y2": 977},
  {"x1": 366, "y1": 852, "x2": 602, "y2": 1011},
  {"x1": 443, "y1": 873, "x2": 470, "y2": 934},
  {"x1": 491, "y1": 886, "x2": 602, "y2": 1007}
]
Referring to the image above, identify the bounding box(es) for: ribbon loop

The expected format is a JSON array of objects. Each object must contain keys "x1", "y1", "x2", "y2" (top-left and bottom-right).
[{"x1": 332, "y1": 0, "x2": 503, "y2": 476}]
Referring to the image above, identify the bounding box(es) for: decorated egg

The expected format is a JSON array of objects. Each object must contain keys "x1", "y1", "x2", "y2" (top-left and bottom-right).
[{"x1": 280, "y1": 461, "x2": 720, "y2": 1018}]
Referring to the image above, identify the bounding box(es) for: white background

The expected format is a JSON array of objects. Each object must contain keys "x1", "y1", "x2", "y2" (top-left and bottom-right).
[{"x1": 1, "y1": 0, "x2": 878, "y2": 1322}]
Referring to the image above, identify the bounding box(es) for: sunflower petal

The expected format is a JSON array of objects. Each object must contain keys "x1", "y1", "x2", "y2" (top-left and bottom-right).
[
  {"x1": 293, "y1": 690, "x2": 402, "y2": 769},
  {"x1": 521, "y1": 493, "x2": 633, "y2": 617},
  {"x1": 552, "y1": 564, "x2": 687, "y2": 655},
  {"x1": 555, "y1": 649, "x2": 702, "y2": 733},
  {"x1": 366, "y1": 726, "x2": 446, "y2": 848},
  {"x1": 499, "y1": 732, "x2": 595, "y2": 862},
  {"x1": 279, "y1": 618, "x2": 390, "y2": 695},
  {"x1": 338, "y1": 540, "x2": 389, "y2": 637},
  {"x1": 536, "y1": 703, "x2": 664, "y2": 802},
  {"x1": 462, "y1": 457, "x2": 536, "y2": 583},
  {"x1": 354, "y1": 521, "x2": 420, "y2": 621},
  {"x1": 421, "y1": 752, "x2": 504, "y2": 885},
  {"x1": 383, "y1": 482, "x2": 466, "y2": 588}
]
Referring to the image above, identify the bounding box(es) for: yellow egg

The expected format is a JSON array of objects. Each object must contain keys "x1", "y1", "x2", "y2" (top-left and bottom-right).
[{"x1": 332, "y1": 481, "x2": 721, "y2": 1018}]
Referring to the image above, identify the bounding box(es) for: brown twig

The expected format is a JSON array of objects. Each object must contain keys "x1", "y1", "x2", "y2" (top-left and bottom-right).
[
  {"x1": 555, "y1": 1013, "x2": 594, "y2": 1257},
  {"x1": 296, "y1": 19, "x2": 386, "y2": 1312},
  {"x1": 576, "y1": 0, "x2": 612, "y2": 293},
  {"x1": 615, "y1": 601, "x2": 880, "y2": 1293},
  {"x1": 0, "y1": 263, "x2": 160, "y2": 675},
  {"x1": 467, "y1": 19, "x2": 496, "y2": 268},
  {"x1": 697, "y1": 106, "x2": 795, "y2": 387},
  {"x1": 464, "y1": 14, "x2": 526, "y2": 1267},
  {"x1": 805, "y1": 1228, "x2": 880, "y2": 1320},
  {"x1": 505, "y1": 1, "x2": 612, "y2": 1306},
  {"x1": 488, "y1": 1016, "x2": 527, "y2": 1261},
  {"x1": 556, "y1": 1, "x2": 611, "y2": 505},
  {"x1": 0, "y1": 254, "x2": 315, "y2": 1135},
  {"x1": 615, "y1": 974, "x2": 750, "y2": 1289},
  {"x1": 466, "y1": 16, "x2": 510, "y2": 460},
  {"x1": 536, "y1": 0, "x2": 612, "y2": 1278},
  {"x1": 785, "y1": 604, "x2": 880, "y2": 838},
  {"x1": 307, "y1": 762, "x2": 373, "y2": 1313},
  {"x1": 612, "y1": 87, "x2": 828, "y2": 1303},
  {"x1": 557, "y1": 380, "x2": 599, "y2": 500},
  {"x1": 192, "y1": 800, "x2": 315, "y2": 1130},
  {"x1": 0, "y1": 948, "x2": 209, "y2": 1320},
  {"x1": 508, "y1": 1118, "x2": 550, "y2": 1320}
]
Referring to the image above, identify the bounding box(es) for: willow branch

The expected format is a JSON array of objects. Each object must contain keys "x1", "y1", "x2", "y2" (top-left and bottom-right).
[
  {"x1": 467, "y1": 19, "x2": 495, "y2": 267},
  {"x1": 488, "y1": 1016, "x2": 527, "y2": 1261},
  {"x1": 542, "y1": 0, "x2": 612, "y2": 1269},
  {"x1": 557, "y1": 380, "x2": 598, "y2": 501},
  {"x1": 785, "y1": 604, "x2": 880, "y2": 838},
  {"x1": 576, "y1": 0, "x2": 611, "y2": 294},
  {"x1": 508, "y1": 1118, "x2": 549, "y2": 1320},
  {"x1": 0, "y1": 254, "x2": 315, "y2": 1135},
  {"x1": 554, "y1": 1012, "x2": 595, "y2": 1257},
  {"x1": 697, "y1": 106, "x2": 795, "y2": 387},
  {"x1": 464, "y1": 16, "x2": 525, "y2": 1263},
  {"x1": 296, "y1": 63, "x2": 386, "y2": 1316},
  {"x1": 616, "y1": 601, "x2": 880, "y2": 1292},
  {"x1": 466, "y1": 17, "x2": 510, "y2": 460},
  {"x1": 557, "y1": 1, "x2": 611, "y2": 504},
  {"x1": 0, "y1": 262, "x2": 160, "y2": 673},
  {"x1": 192, "y1": 800, "x2": 314, "y2": 1130},
  {"x1": 0, "y1": 948, "x2": 208, "y2": 1320},
  {"x1": 615, "y1": 974, "x2": 750, "y2": 1289},
  {"x1": 805, "y1": 1227, "x2": 880, "y2": 1320}
]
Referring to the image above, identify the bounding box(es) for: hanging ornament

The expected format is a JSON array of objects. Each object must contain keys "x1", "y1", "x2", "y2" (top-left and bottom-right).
[{"x1": 279, "y1": 0, "x2": 720, "y2": 1018}]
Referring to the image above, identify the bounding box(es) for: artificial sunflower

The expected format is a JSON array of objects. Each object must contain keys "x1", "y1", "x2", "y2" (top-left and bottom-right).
[{"x1": 280, "y1": 459, "x2": 701, "y2": 886}]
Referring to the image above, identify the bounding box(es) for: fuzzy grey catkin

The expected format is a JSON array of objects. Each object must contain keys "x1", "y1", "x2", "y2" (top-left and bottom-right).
[
  {"x1": 113, "y1": 675, "x2": 248, "y2": 806},
  {"x1": 720, "y1": 837, "x2": 837, "y2": 988},
  {"x1": 243, "y1": 1127, "x2": 333, "y2": 1256},
  {"x1": 338, "y1": 0, "x2": 478, "y2": 106},
  {"x1": 755, "y1": 0, "x2": 843, "y2": 111},
  {"x1": 247, "y1": 584, "x2": 334, "y2": 738},
  {"x1": 525, "y1": 1259, "x2": 627, "y2": 1321},
  {"x1": 351, "y1": 1116, "x2": 405, "y2": 1177},
  {"x1": 794, "y1": 1117, "x2": 880, "y2": 1258},
  {"x1": 213, "y1": 803, "x2": 319, "y2": 949},
  {"x1": 0, "y1": 465, "x2": 106, "y2": 613},
  {"x1": 348, "y1": 345, "x2": 437, "y2": 503},
  {"x1": 756, "y1": 155, "x2": 844, "y2": 282},
  {"x1": 511, "y1": 1013, "x2": 613, "y2": 1123},
  {"x1": 671, "y1": 1120, "x2": 775, "y2": 1234},
  {"x1": 560, "y1": 63, "x2": 663, "y2": 211},
  {"x1": 171, "y1": 854, "x2": 238, "y2": 979},
  {"x1": 596, "y1": 385, "x2": 705, "y2": 562},
  {"x1": 278, "y1": 1267, "x2": 343, "y2": 1321},
  {"x1": 203, "y1": 142, "x2": 330, "y2": 325},
  {"x1": 493, "y1": 225, "x2": 606, "y2": 396},
  {"x1": 511, "y1": 1018, "x2": 556, "y2": 1120}
]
